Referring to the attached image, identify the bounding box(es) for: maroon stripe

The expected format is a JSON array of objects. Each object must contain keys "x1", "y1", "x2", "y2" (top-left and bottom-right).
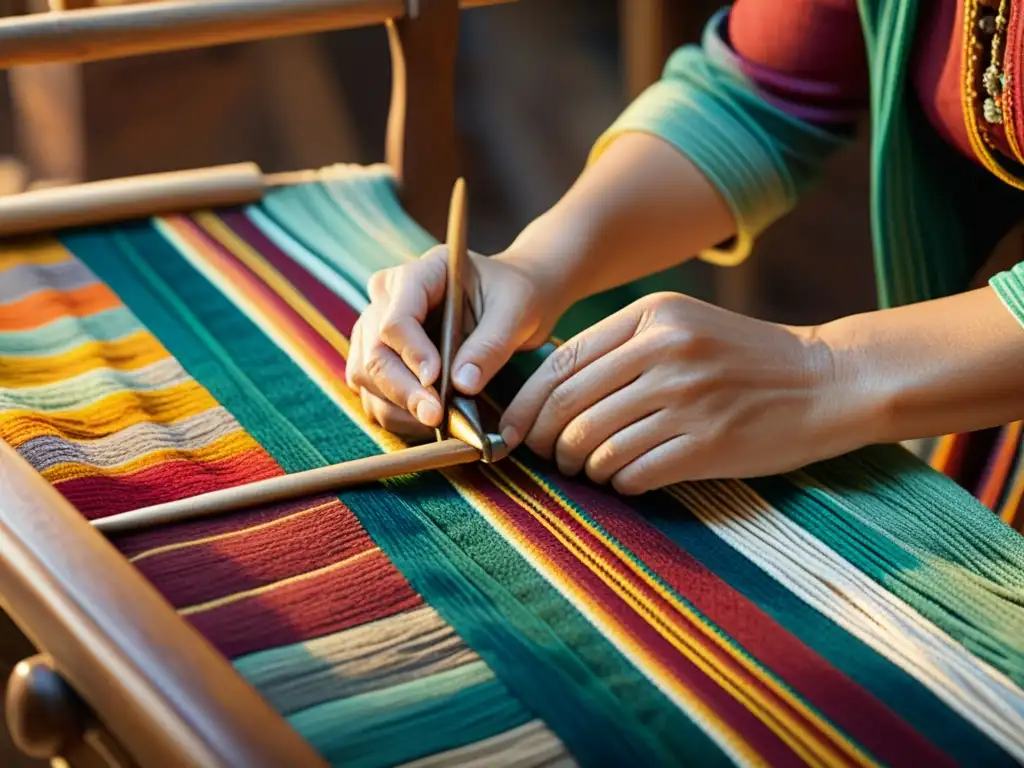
[
  {"x1": 550, "y1": 473, "x2": 956, "y2": 768},
  {"x1": 113, "y1": 495, "x2": 333, "y2": 559},
  {"x1": 187, "y1": 548, "x2": 422, "y2": 658},
  {"x1": 453, "y1": 464, "x2": 806, "y2": 767},
  {"x1": 219, "y1": 210, "x2": 361, "y2": 336},
  {"x1": 176, "y1": 214, "x2": 348, "y2": 380},
  {"x1": 134, "y1": 500, "x2": 375, "y2": 608},
  {"x1": 56, "y1": 450, "x2": 281, "y2": 519}
]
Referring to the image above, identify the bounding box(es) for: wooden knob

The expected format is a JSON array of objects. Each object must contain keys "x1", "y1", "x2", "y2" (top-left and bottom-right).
[{"x1": 5, "y1": 655, "x2": 87, "y2": 759}]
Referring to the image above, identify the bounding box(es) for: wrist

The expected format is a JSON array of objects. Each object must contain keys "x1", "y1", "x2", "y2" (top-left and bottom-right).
[
  {"x1": 494, "y1": 210, "x2": 597, "y2": 313},
  {"x1": 814, "y1": 315, "x2": 899, "y2": 448}
]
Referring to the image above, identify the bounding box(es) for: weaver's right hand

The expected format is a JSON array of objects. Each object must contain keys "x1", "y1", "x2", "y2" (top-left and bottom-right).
[{"x1": 347, "y1": 247, "x2": 564, "y2": 438}]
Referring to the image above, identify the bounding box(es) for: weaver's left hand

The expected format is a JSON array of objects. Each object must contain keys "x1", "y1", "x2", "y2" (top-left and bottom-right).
[{"x1": 499, "y1": 292, "x2": 858, "y2": 494}]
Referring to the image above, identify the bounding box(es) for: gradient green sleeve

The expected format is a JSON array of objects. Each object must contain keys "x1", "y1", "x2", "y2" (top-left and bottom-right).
[
  {"x1": 991, "y1": 262, "x2": 1024, "y2": 328},
  {"x1": 589, "y1": 8, "x2": 850, "y2": 266}
]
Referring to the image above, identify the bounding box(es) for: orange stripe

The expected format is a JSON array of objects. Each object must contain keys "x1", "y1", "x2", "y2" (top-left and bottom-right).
[
  {"x1": 0, "y1": 283, "x2": 122, "y2": 331},
  {"x1": 980, "y1": 422, "x2": 1023, "y2": 510}
]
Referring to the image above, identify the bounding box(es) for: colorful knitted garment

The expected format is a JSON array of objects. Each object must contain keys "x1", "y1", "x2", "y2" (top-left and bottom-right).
[{"x1": 1, "y1": 165, "x2": 1023, "y2": 766}]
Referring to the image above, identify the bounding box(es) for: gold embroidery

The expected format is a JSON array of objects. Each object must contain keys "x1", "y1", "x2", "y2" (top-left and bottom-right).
[{"x1": 962, "y1": 0, "x2": 1024, "y2": 188}]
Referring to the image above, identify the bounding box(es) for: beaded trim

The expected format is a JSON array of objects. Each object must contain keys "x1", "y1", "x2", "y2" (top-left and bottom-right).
[
  {"x1": 962, "y1": 0, "x2": 1024, "y2": 188},
  {"x1": 1005, "y1": 0, "x2": 1024, "y2": 162}
]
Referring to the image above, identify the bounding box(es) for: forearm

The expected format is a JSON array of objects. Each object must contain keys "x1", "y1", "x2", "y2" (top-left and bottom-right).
[
  {"x1": 498, "y1": 132, "x2": 737, "y2": 308},
  {"x1": 823, "y1": 287, "x2": 1024, "y2": 445}
]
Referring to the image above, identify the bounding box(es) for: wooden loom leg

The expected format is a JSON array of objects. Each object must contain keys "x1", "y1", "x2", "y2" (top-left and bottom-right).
[
  {"x1": 7, "y1": 0, "x2": 86, "y2": 187},
  {"x1": 385, "y1": 0, "x2": 459, "y2": 241}
]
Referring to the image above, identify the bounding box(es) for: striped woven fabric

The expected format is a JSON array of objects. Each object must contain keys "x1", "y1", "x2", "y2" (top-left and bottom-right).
[{"x1": 1, "y1": 164, "x2": 1024, "y2": 767}]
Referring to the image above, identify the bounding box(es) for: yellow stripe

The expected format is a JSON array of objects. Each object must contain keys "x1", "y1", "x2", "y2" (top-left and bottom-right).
[
  {"x1": 488, "y1": 465, "x2": 852, "y2": 768},
  {"x1": 517, "y1": 462, "x2": 878, "y2": 768},
  {"x1": 193, "y1": 211, "x2": 351, "y2": 357},
  {"x1": 157, "y1": 217, "x2": 407, "y2": 453},
  {"x1": 0, "y1": 239, "x2": 73, "y2": 273},
  {"x1": 41, "y1": 430, "x2": 262, "y2": 483},
  {"x1": 452, "y1": 479, "x2": 766, "y2": 767},
  {"x1": 178, "y1": 547, "x2": 380, "y2": 616},
  {"x1": 0, "y1": 381, "x2": 221, "y2": 446},
  {"x1": 0, "y1": 331, "x2": 168, "y2": 386},
  {"x1": 129, "y1": 499, "x2": 341, "y2": 563}
]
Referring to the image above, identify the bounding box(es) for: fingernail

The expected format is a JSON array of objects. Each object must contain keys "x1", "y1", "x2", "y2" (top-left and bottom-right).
[
  {"x1": 501, "y1": 426, "x2": 519, "y2": 447},
  {"x1": 416, "y1": 398, "x2": 442, "y2": 426},
  {"x1": 418, "y1": 362, "x2": 433, "y2": 386},
  {"x1": 454, "y1": 364, "x2": 481, "y2": 393}
]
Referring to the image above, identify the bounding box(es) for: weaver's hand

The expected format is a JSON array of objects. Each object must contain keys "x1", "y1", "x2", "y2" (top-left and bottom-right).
[
  {"x1": 348, "y1": 247, "x2": 565, "y2": 438},
  {"x1": 499, "y1": 292, "x2": 859, "y2": 494}
]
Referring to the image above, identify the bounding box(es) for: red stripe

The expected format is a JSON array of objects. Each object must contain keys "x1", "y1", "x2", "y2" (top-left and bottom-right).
[
  {"x1": 56, "y1": 449, "x2": 281, "y2": 519},
  {"x1": 114, "y1": 494, "x2": 328, "y2": 559},
  {"x1": 219, "y1": 209, "x2": 361, "y2": 337},
  {"x1": 456, "y1": 464, "x2": 806, "y2": 766},
  {"x1": 134, "y1": 499, "x2": 376, "y2": 608},
  {"x1": 186, "y1": 548, "x2": 422, "y2": 658},
  {"x1": 171, "y1": 215, "x2": 348, "y2": 381},
  {"x1": 551, "y1": 473, "x2": 957, "y2": 768}
]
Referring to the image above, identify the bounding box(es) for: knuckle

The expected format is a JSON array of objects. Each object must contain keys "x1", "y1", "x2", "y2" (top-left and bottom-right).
[
  {"x1": 367, "y1": 268, "x2": 392, "y2": 298},
  {"x1": 556, "y1": 416, "x2": 593, "y2": 458},
  {"x1": 378, "y1": 315, "x2": 410, "y2": 345},
  {"x1": 546, "y1": 382, "x2": 579, "y2": 419},
  {"x1": 548, "y1": 342, "x2": 582, "y2": 383},
  {"x1": 363, "y1": 344, "x2": 390, "y2": 380}
]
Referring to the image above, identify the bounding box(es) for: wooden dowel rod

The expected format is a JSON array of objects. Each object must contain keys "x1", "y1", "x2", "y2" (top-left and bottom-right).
[
  {"x1": 0, "y1": 163, "x2": 265, "y2": 237},
  {"x1": 0, "y1": 0, "x2": 518, "y2": 69},
  {"x1": 93, "y1": 438, "x2": 481, "y2": 535}
]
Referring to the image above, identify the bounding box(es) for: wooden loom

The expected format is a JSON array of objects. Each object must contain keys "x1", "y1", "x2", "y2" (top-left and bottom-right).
[{"x1": 0, "y1": 1, "x2": 515, "y2": 765}]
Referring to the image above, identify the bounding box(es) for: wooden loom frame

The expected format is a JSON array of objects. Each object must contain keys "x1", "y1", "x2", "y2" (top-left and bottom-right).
[{"x1": 0, "y1": 1, "x2": 515, "y2": 765}]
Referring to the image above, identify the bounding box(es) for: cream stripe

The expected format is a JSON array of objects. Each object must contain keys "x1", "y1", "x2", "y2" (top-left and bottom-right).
[
  {"x1": 235, "y1": 606, "x2": 479, "y2": 716},
  {"x1": 18, "y1": 406, "x2": 243, "y2": 473},
  {"x1": 399, "y1": 720, "x2": 572, "y2": 768},
  {"x1": 667, "y1": 480, "x2": 1024, "y2": 761},
  {"x1": 0, "y1": 358, "x2": 189, "y2": 412}
]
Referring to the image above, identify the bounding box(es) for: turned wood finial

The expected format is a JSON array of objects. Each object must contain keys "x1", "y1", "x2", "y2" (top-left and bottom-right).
[{"x1": 6, "y1": 654, "x2": 86, "y2": 759}]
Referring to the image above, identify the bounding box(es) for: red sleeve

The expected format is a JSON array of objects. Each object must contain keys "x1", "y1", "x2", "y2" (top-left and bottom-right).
[{"x1": 727, "y1": 0, "x2": 869, "y2": 121}]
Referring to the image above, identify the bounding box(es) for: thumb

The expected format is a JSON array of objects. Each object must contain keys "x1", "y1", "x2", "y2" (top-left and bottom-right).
[{"x1": 451, "y1": 298, "x2": 535, "y2": 396}]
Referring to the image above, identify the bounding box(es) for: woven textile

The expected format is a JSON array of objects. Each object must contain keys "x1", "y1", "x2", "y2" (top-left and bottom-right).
[{"x1": 2, "y1": 165, "x2": 1024, "y2": 767}]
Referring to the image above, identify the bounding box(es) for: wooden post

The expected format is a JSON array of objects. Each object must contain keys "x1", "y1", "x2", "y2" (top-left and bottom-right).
[{"x1": 385, "y1": 0, "x2": 460, "y2": 241}]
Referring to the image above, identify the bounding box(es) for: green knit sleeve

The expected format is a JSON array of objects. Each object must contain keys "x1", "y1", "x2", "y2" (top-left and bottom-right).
[
  {"x1": 991, "y1": 262, "x2": 1024, "y2": 328},
  {"x1": 589, "y1": 8, "x2": 851, "y2": 267}
]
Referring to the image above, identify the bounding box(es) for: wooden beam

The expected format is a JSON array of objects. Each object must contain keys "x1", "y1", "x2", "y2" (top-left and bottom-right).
[
  {"x1": 0, "y1": 0, "x2": 516, "y2": 69},
  {"x1": 0, "y1": 438, "x2": 329, "y2": 767},
  {"x1": 385, "y1": 0, "x2": 459, "y2": 240}
]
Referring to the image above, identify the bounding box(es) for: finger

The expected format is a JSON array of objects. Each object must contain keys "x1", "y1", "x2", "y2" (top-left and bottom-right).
[
  {"x1": 500, "y1": 309, "x2": 645, "y2": 447},
  {"x1": 553, "y1": 378, "x2": 661, "y2": 476},
  {"x1": 357, "y1": 340, "x2": 443, "y2": 427},
  {"x1": 584, "y1": 412, "x2": 676, "y2": 485},
  {"x1": 524, "y1": 342, "x2": 655, "y2": 460},
  {"x1": 360, "y1": 388, "x2": 378, "y2": 426},
  {"x1": 610, "y1": 433, "x2": 700, "y2": 495},
  {"x1": 346, "y1": 318, "x2": 365, "y2": 393},
  {"x1": 378, "y1": 249, "x2": 449, "y2": 386},
  {"x1": 449, "y1": 297, "x2": 531, "y2": 398},
  {"x1": 361, "y1": 389, "x2": 434, "y2": 440}
]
